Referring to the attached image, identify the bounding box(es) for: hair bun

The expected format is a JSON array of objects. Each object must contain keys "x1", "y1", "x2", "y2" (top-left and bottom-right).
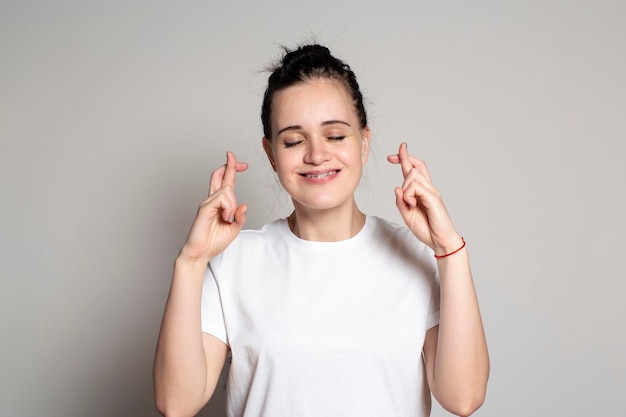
[{"x1": 282, "y1": 44, "x2": 331, "y2": 66}]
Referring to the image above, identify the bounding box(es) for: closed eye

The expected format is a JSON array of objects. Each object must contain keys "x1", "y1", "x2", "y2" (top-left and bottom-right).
[
  {"x1": 284, "y1": 140, "x2": 303, "y2": 148},
  {"x1": 328, "y1": 136, "x2": 345, "y2": 141}
]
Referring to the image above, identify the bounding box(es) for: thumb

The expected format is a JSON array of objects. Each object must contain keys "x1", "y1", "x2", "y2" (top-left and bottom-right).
[
  {"x1": 232, "y1": 204, "x2": 248, "y2": 228},
  {"x1": 394, "y1": 188, "x2": 409, "y2": 216}
]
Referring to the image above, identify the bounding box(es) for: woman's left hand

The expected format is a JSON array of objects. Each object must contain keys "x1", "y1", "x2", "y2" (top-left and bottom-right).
[{"x1": 387, "y1": 142, "x2": 463, "y2": 256}]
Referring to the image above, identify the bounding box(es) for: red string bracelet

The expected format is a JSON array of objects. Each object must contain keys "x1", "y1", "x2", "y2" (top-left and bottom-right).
[{"x1": 434, "y1": 237, "x2": 466, "y2": 259}]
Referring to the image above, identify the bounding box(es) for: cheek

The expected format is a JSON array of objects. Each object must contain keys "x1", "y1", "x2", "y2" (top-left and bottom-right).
[
  {"x1": 273, "y1": 152, "x2": 297, "y2": 177},
  {"x1": 343, "y1": 143, "x2": 365, "y2": 166}
]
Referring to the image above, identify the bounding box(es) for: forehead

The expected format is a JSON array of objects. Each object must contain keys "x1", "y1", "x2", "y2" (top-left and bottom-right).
[{"x1": 271, "y1": 78, "x2": 356, "y2": 128}]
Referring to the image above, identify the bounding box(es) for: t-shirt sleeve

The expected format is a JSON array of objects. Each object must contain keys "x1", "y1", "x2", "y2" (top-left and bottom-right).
[{"x1": 200, "y1": 262, "x2": 229, "y2": 345}]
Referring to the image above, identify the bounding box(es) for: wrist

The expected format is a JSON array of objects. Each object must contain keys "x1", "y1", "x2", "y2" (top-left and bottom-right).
[
  {"x1": 433, "y1": 236, "x2": 466, "y2": 258},
  {"x1": 175, "y1": 252, "x2": 210, "y2": 269}
]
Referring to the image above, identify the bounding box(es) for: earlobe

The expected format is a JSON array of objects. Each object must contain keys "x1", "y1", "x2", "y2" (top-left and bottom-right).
[{"x1": 262, "y1": 137, "x2": 277, "y2": 171}]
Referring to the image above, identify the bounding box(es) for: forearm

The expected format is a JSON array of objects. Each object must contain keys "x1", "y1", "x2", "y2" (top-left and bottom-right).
[
  {"x1": 431, "y1": 249, "x2": 489, "y2": 415},
  {"x1": 153, "y1": 257, "x2": 214, "y2": 416}
]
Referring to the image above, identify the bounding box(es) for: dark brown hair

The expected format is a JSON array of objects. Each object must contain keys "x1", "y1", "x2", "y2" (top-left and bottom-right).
[{"x1": 261, "y1": 44, "x2": 368, "y2": 140}]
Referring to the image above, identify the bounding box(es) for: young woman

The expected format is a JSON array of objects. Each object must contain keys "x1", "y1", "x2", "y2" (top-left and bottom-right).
[{"x1": 154, "y1": 44, "x2": 489, "y2": 417}]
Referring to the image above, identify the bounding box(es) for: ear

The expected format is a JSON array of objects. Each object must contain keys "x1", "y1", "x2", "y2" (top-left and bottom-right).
[
  {"x1": 361, "y1": 127, "x2": 371, "y2": 165},
  {"x1": 262, "y1": 137, "x2": 276, "y2": 171}
]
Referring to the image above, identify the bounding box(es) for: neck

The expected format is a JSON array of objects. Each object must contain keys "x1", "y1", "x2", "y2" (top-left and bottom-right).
[{"x1": 288, "y1": 200, "x2": 365, "y2": 242}]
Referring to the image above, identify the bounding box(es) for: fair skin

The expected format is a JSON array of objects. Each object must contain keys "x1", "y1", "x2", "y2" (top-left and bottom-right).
[
  {"x1": 262, "y1": 79, "x2": 370, "y2": 241},
  {"x1": 387, "y1": 145, "x2": 489, "y2": 416},
  {"x1": 154, "y1": 77, "x2": 489, "y2": 417}
]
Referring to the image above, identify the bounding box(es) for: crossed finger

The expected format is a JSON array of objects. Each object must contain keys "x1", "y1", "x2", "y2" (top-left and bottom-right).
[
  {"x1": 387, "y1": 142, "x2": 432, "y2": 183},
  {"x1": 209, "y1": 151, "x2": 248, "y2": 196}
]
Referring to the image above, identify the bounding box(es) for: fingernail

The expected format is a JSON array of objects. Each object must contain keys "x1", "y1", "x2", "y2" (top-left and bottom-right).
[{"x1": 229, "y1": 216, "x2": 235, "y2": 223}]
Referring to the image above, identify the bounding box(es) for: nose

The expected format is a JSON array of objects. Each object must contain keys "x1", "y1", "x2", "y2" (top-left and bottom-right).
[{"x1": 303, "y1": 138, "x2": 331, "y2": 165}]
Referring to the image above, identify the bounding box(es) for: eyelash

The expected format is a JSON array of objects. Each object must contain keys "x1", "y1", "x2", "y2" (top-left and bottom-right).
[
  {"x1": 283, "y1": 136, "x2": 346, "y2": 148},
  {"x1": 284, "y1": 141, "x2": 302, "y2": 148}
]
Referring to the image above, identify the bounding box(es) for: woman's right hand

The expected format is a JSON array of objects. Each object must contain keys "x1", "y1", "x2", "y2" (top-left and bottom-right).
[{"x1": 179, "y1": 151, "x2": 248, "y2": 263}]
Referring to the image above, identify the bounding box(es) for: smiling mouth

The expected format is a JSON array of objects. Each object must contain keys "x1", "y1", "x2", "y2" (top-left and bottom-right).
[{"x1": 302, "y1": 170, "x2": 339, "y2": 179}]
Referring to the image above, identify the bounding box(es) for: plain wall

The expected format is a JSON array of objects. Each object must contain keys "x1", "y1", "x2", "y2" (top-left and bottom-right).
[{"x1": 1, "y1": 1, "x2": 625, "y2": 416}]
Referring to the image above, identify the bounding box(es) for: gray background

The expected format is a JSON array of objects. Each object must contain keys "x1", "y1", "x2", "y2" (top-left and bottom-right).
[{"x1": 2, "y1": 0, "x2": 624, "y2": 416}]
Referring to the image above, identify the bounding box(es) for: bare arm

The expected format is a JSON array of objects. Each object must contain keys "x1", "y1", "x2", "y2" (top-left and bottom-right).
[
  {"x1": 423, "y1": 249, "x2": 489, "y2": 416},
  {"x1": 153, "y1": 152, "x2": 248, "y2": 416},
  {"x1": 388, "y1": 143, "x2": 489, "y2": 416},
  {"x1": 154, "y1": 259, "x2": 229, "y2": 416}
]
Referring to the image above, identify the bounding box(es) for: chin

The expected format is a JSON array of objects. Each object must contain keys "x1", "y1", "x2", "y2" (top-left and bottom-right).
[{"x1": 291, "y1": 195, "x2": 354, "y2": 212}]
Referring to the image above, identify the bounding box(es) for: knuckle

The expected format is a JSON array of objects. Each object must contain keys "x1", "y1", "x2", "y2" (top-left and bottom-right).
[{"x1": 199, "y1": 197, "x2": 211, "y2": 207}]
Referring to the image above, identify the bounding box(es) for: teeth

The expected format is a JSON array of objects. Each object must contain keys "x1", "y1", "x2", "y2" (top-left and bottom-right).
[{"x1": 305, "y1": 171, "x2": 337, "y2": 179}]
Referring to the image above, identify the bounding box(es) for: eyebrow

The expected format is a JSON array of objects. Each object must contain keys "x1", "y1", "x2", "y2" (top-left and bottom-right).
[{"x1": 276, "y1": 120, "x2": 351, "y2": 136}]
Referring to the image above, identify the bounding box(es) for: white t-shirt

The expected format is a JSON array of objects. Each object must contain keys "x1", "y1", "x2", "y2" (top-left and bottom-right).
[{"x1": 202, "y1": 216, "x2": 440, "y2": 417}]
